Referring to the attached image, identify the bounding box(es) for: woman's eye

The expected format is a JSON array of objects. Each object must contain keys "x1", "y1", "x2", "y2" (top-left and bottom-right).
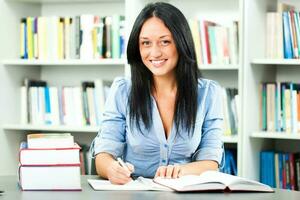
[
  {"x1": 141, "y1": 41, "x2": 151, "y2": 46},
  {"x1": 161, "y1": 40, "x2": 171, "y2": 46}
]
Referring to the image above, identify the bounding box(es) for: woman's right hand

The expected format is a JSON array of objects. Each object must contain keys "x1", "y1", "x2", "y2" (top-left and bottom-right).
[{"x1": 106, "y1": 160, "x2": 134, "y2": 185}]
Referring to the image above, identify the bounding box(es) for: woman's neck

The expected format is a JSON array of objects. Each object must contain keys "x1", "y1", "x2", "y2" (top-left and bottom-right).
[{"x1": 152, "y1": 75, "x2": 177, "y2": 97}]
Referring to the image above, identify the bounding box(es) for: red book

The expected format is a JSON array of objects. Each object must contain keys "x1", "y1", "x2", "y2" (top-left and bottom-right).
[
  {"x1": 19, "y1": 142, "x2": 80, "y2": 166},
  {"x1": 282, "y1": 154, "x2": 287, "y2": 189},
  {"x1": 289, "y1": 153, "x2": 296, "y2": 190},
  {"x1": 204, "y1": 21, "x2": 216, "y2": 64},
  {"x1": 18, "y1": 142, "x2": 81, "y2": 191}
]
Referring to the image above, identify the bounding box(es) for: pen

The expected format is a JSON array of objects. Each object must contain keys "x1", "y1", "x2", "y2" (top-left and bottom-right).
[{"x1": 117, "y1": 157, "x2": 137, "y2": 180}]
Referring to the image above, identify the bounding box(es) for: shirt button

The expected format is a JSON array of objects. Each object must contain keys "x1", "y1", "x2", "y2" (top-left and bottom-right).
[
  {"x1": 162, "y1": 159, "x2": 166, "y2": 163},
  {"x1": 164, "y1": 144, "x2": 168, "y2": 148}
]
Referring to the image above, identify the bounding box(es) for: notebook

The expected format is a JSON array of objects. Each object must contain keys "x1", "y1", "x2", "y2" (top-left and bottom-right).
[
  {"x1": 88, "y1": 177, "x2": 171, "y2": 191},
  {"x1": 153, "y1": 171, "x2": 274, "y2": 192}
]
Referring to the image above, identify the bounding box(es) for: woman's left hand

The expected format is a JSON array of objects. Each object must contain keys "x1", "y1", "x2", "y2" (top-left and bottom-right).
[{"x1": 154, "y1": 164, "x2": 182, "y2": 178}]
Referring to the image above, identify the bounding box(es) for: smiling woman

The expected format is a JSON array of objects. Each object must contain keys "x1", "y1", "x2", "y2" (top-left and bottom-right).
[
  {"x1": 91, "y1": 2, "x2": 224, "y2": 185},
  {"x1": 139, "y1": 17, "x2": 179, "y2": 78}
]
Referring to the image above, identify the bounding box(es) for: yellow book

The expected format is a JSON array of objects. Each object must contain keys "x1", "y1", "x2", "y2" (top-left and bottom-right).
[
  {"x1": 64, "y1": 17, "x2": 71, "y2": 59},
  {"x1": 37, "y1": 17, "x2": 47, "y2": 59},
  {"x1": 26, "y1": 17, "x2": 33, "y2": 59},
  {"x1": 188, "y1": 19, "x2": 203, "y2": 65},
  {"x1": 92, "y1": 27, "x2": 98, "y2": 58},
  {"x1": 58, "y1": 17, "x2": 64, "y2": 59}
]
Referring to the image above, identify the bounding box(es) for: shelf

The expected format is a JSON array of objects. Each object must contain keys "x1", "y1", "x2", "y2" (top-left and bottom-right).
[
  {"x1": 222, "y1": 135, "x2": 238, "y2": 143},
  {"x1": 251, "y1": 132, "x2": 300, "y2": 140},
  {"x1": 251, "y1": 59, "x2": 300, "y2": 65},
  {"x1": 199, "y1": 64, "x2": 239, "y2": 70},
  {"x1": 2, "y1": 59, "x2": 126, "y2": 66},
  {"x1": 2, "y1": 124, "x2": 240, "y2": 142},
  {"x1": 10, "y1": 0, "x2": 123, "y2": 3},
  {"x1": 2, "y1": 124, "x2": 99, "y2": 133}
]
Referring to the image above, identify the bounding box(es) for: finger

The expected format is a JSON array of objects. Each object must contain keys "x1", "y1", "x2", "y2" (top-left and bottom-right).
[
  {"x1": 111, "y1": 161, "x2": 131, "y2": 177},
  {"x1": 166, "y1": 165, "x2": 174, "y2": 178},
  {"x1": 158, "y1": 166, "x2": 167, "y2": 178},
  {"x1": 108, "y1": 163, "x2": 132, "y2": 184},
  {"x1": 155, "y1": 166, "x2": 162, "y2": 177},
  {"x1": 125, "y1": 162, "x2": 135, "y2": 173},
  {"x1": 109, "y1": 175, "x2": 132, "y2": 185},
  {"x1": 115, "y1": 164, "x2": 131, "y2": 177},
  {"x1": 154, "y1": 167, "x2": 160, "y2": 178},
  {"x1": 172, "y1": 165, "x2": 181, "y2": 178},
  {"x1": 178, "y1": 167, "x2": 184, "y2": 177}
]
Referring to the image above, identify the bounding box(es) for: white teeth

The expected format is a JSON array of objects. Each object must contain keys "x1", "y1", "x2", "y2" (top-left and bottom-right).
[{"x1": 151, "y1": 60, "x2": 165, "y2": 64}]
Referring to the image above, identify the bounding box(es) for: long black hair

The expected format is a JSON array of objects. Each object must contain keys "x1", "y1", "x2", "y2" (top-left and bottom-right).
[{"x1": 127, "y1": 2, "x2": 201, "y2": 135}]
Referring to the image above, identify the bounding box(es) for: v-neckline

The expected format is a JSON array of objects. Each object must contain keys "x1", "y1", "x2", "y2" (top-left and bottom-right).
[{"x1": 151, "y1": 95, "x2": 175, "y2": 144}]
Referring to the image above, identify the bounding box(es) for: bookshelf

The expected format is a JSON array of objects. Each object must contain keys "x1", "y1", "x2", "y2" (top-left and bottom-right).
[
  {"x1": 2, "y1": 59, "x2": 126, "y2": 66},
  {"x1": 244, "y1": 0, "x2": 300, "y2": 188},
  {"x1": 0, "y1": 0, "x2": 243, "y2": 176},
  {"x1": 251, "y1": 132, "x2": 300, "y2": 140},
  {"x1": 2, "y1": 124, "x2": 99, "y2": 133}
]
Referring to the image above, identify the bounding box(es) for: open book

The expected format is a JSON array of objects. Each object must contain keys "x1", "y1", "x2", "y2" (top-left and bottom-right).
[
  {"x1": 154, "y1": 171, "x2": 274, "y2": 192},
  {"x1": 88, "y1": 177, "x2": 171, "y2": 191}
]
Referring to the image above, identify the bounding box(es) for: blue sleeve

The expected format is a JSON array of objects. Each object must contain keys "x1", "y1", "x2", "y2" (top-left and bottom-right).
[
  {"x1": 91, "y1": 77, "x2": 129, "y2": 159},
  {"x1": 192, "y1": 81, "x2": 224, "y2": 165}
]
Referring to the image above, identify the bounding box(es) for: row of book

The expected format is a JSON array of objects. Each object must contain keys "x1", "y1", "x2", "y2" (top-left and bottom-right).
[
  {"x1": 188, "y1": 19, "x2": 239, "y2": 65},
  {"x1": 20, "y1": 79, "x2": 112, "y2": 126},
  {"x1": 222, "y1": 88, "x2": 239, "y2": 135},
  {"x1": 19, "y1": 133, "x2": 82, "y2": 190},
  {"x1": 220, "y1": 149, "x2": 237, "y2": 176},
  {"x1": 260, "y1": 82, "x2": 300, "y2": 133},
  {"x1": 260, "y1": 151, "x2": 300, "y2": 191},
  {"x1": 20, "y1": 15, "x2": 125, "y2": 60},
  {"x1": 266, "y1": 3, "x2": 300, "y2": 59}
]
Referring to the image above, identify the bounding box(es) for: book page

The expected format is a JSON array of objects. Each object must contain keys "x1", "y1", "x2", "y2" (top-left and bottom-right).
[
  {"x1": 154, "y1": 171, "x2": 273, "y2": 192},
  {"x1": 189, "y1": 171, "x2": 267, "y2": 187},
  {"x1": 154, "y1": 171, "x2": 228, "y2": 189},
  {"x1": 88, "y1": 177, "x2": 171, "y2": 191}
]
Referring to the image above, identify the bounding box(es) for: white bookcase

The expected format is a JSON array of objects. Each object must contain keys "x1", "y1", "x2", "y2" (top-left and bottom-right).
[
  {"x1": 243, "y1": 0, "x2": 300, "y2": 182},
  {"x1": 0, "y1": 0, "x2": 243, "y2": 176}
]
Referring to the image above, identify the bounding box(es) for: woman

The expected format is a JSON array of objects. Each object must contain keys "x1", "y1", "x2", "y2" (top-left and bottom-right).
[{"x1": 91, "y1": 2, "x2": 223, "y2": 185}]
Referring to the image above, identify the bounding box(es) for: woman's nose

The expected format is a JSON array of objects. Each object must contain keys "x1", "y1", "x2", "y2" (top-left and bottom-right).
[{"x1": 149, "y1": 44, "x2": 163, "y2": 57}]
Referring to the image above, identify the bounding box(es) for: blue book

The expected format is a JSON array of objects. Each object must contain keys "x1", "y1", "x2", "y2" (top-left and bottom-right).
[
  {"x1": 260, "y1": 151, "x2": 266, "y2": 184},
  {"x1": 44, "y1": 86, "x2": 51, "y2": 124},
  {"x1": 269, "y1": 151, "x2": 275, "y2": 188},
  {"x1": 283, "y1": 12, "x2": 293, "y2": 59},
  {"x1": 229, "y1": 151, "x2": 237, "y2": 176},
  {"x1": 285, "y1": 153, "x2": 291, "y2": 189},
  {"x1": 279, "y1": 153, "x2": 283, "y2": 188}
]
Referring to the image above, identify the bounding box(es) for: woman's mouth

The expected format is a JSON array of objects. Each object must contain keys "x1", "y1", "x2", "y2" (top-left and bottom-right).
[{"x1": 150, "y1": 59, "x2": 167, "y2": 67}]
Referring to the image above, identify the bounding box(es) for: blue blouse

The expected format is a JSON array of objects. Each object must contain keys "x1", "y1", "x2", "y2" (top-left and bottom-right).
[{"x1": 91, "y1": 77, "x2": 224, "y2": 178}]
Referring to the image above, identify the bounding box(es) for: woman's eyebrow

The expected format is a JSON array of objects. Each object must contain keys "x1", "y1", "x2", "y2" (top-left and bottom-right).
[
  {"x1": 139, "y1": 37, "x2": 149, "y2": 39},
  {"x1": 139, "y1": 34, "x2": 171, "y2": 39},
  {"x1": 159, "y1": 35, "x2": 171, "y2": 38}
]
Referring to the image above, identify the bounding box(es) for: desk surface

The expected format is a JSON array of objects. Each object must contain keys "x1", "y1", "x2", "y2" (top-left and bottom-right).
[{"x1": 0, "y1": 175, "x2": 300, "y2": 200}]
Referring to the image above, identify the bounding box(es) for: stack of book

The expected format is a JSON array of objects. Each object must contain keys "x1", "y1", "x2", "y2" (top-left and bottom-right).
[
  {"x1": 20, "y1": 78, "x2": 112, "y2": 126},
  {"x1": 265, "y1": 2, "x2": 300, "y2": 59},
  {"x1": 260, "y1": 150, "x2": 300, "y2": 191},
  {"x1": 20, "y1": 14, "x2": 125, "y2": 60},
  {"x1": 188, "y1": 19, "x2": 239, "y2": 65},
  {"x1": 260, "y1": 82, "x2": 300, "y2": 133},
  {"x1": 18, "y1": 133, "x2": 82, "y2": 191}
]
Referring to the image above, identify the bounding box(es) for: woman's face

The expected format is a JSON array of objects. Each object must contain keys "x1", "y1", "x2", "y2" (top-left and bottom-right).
[{"x1": 139, "y1": 17, "x2": 179, "y2": 78}]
